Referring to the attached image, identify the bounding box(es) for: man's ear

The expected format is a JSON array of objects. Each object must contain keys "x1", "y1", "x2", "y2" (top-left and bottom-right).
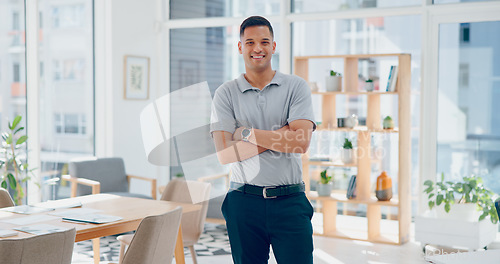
[
  {"x1": 238, "y1": 41, "x2": 243, "y2": 54},
  {"x1": 272, "y1": 41, "x2": 276, "y2": 54}
]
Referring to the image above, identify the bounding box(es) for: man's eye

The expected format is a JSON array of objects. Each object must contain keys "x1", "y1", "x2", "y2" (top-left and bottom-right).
[{"x1": 246, "y1": 42, "x2": 253, "y2": 45}]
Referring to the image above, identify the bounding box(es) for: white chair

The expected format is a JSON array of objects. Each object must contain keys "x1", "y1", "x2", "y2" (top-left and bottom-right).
[
  {"x1": 117, "y1": 207, "x2": 182, "y2": 264},
  {"x1": 0, "y1": 228, "x2": 76, "y2": 264},
  {"x1": 119, "y1": 179, "x2": 211, "y2": 264},
  {"x1": 0, "y1": 187, "x2": 15, "y2": 208}
]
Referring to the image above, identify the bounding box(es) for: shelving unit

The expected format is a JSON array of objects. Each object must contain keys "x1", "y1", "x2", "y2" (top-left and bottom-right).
[{"x1": 295, "y1": 54, "x2": 411, "y2": 245}]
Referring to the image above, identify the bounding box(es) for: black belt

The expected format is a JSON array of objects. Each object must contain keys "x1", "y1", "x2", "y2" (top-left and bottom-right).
[{"x1": 230, "y1": 182, "x2": 305, "y2": 199}]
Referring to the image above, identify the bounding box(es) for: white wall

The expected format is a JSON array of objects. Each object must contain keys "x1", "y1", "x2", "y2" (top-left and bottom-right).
[{"x1": 107, "y1": 0, "x2": 166, "y2": 196}]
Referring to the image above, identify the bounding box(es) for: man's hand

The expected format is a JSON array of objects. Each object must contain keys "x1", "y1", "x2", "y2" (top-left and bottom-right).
[
  {"x1": 233, "y1": 127, "x2": 244, "y2": 141},
  {"x1": 233, "y1": 124, "x2": 290, "y2": 142}
]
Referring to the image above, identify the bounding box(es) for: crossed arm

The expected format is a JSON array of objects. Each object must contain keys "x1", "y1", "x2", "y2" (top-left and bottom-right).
[{"x1": 212, "y1": 119, "x2": 314, "y2": 165}]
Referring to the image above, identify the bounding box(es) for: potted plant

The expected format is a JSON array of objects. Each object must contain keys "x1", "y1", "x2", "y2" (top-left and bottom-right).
[
  {"x1": 0, "y1": 115, "x2": 35, "y2": 205},
  {"x1": 383, "y1": 116, "x2": 394, "y2": 129},
  {"x1": 365, "y1": 79, "x2": 374, "y2": 92},
  {"x1": 325, "y1": 70, "x2": 342, "y2": 92},
  {"x1": 423, "y1": 173, "x2": 499, "y2": 224},
  {"x1": 317, "y1": 169, "x2": 332, "y2": 196},
  {"x1": 341, "y1": 138, "x2": 354, "y2": 164}
]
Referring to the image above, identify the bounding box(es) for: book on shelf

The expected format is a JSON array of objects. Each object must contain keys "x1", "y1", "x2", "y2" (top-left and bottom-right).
[
  {"x1": 386, "y1": 65, "x2": 398, "y2": 92},
  {"x1": 346, "y1": 175, "x2": 357, "y2": 199}
]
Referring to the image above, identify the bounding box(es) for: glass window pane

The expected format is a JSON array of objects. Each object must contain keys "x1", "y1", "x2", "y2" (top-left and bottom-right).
[
  {"x1": 38, "y1": 0, "x2": 95, "y2": 201},
  {"x1": 437, "y1": 21, "x2": 500, "y2": 194},
  {"x1": 170, "y1": 0, "x2": 280, "y2": 19},
  {"x1": 292, "y1": 0, "x2": 420, "y2": 13},
  {"x1": 0, "y1": 0, "x2": 27, "y2": 129},
  {"x1": 434, "y1": 0, "x2": 500, "y2": 4},
  {"x1": 292, "y1": 16, "x2": 421, "y2": 216}
]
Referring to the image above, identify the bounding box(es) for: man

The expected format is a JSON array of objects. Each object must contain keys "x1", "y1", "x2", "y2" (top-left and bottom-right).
[{"x1": 210, "y1": 16, "x2": 316, "y2": 264}]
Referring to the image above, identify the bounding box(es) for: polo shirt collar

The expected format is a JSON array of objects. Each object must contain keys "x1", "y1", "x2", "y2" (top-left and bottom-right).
[{"x1": 236, "y1": 71, "x2": 284, "y2": 93}]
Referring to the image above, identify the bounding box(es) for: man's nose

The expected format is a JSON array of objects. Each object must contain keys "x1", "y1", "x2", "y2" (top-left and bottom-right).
[{"x1": 253, "y1": 43, "x2": 263, "y2": 53}]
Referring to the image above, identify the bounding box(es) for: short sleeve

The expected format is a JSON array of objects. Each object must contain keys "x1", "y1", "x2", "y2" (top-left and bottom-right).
[
  {"x1": 210, "y1": 86, "x2": 237, "y2": 136},
  {"x1": 287, "y1": 77, "x2": 317, "y2": 130}
]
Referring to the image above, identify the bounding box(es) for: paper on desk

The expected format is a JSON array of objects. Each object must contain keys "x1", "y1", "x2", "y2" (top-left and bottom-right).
[
  {"x1": 49, "y1": 208, "x2": 102, "y2": 218},
  {"x1": 0, "y1": 205, "x2": 54, "y2": 215},
  {"x1": 34, "y1": 200, "x2": 82, "y2": 209},
  {"x1": 14, "y1": 224, "x2": 70, "y2": 236},
  {"x1": 0, "y1": 215, "x2": 60, "y2": 225},
  {"x1": 0, "y1": 229, "x2": 18, "y2": 238},
  {"x1": 62, "y1": 214, "x2": 122, "y2": 224}
]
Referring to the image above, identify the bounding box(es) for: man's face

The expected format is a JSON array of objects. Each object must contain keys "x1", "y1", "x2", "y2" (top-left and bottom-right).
[{"x1": 238, "y1": 25, "x2": 276, "y2": 73}]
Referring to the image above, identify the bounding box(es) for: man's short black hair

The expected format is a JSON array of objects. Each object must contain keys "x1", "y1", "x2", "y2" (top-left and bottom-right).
[{"x1": 240, "y1": 16, "x2": 274, "y2": 38}]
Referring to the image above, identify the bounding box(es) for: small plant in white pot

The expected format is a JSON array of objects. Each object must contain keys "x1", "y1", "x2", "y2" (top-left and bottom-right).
[
  {"x1": 317, "y1": 169, "x2": 333, "y2": 196},
  {"x1": 325, "y1": 70, "x2": 342, "y2": 92},
  {"x1": 341, "y1": 138, "x2": 354, "y2": 164},
  {"x1": 423, "y1": 173, "x2": 499, "y2": 224}
]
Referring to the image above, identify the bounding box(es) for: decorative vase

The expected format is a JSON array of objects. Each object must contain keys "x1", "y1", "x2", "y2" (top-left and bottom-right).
[
  {"x1": 317, "y1": 183, "x2": 333, "y2": 196},
  {"x1": 345, "y1": 114, "x2": 358, "y2": 128},
  {"x1": 376, "y1": 171, "x2": 392, "y2": 201},
  {"x1": 325, "y1": 76, "x2": 342, "y2": 92},
  {"x1": 365, "y1": 81, "x2": 374, "y2": 92},
  {"x1": 341, "y1": 149, "x2": 354, "y2": 164}
]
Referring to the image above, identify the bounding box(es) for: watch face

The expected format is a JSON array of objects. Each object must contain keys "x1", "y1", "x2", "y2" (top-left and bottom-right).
[{"x1": 242, "y1": 128, "x2": 251, "y2": 138}]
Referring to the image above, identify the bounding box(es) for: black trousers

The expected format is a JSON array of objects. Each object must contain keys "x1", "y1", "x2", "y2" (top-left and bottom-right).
[{"x1": 222, "y1": 190, "x2": 314, "y2": 264}]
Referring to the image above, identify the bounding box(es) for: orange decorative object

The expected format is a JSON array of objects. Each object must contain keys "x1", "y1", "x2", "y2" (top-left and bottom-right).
[{"x1": 376, "y1": 171, "x2": 392, "y2": 201}]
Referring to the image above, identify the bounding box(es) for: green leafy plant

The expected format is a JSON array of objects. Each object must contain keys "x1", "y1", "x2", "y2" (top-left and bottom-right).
[
  {"x1": 365, "y1": 79, "x2": 373, "y2": 83},
  {"x1": 423, "y1": 173, "x2": 499, "y2": 224},
  {"x1": 175, "y1": 172, "x2": 184, "y2": 178},
  {"x1": 343, "y1": 138, "x2": 353, "y2": 149},
  {"x1": 330, "y1": 70, "x2": 342, "y2": 77},
  {"x1": 0, "y1": 115, "x2": 35, "y2": 205},
  {"x1": 320, "y1": 169, "x2": 332, "y2": 184}
]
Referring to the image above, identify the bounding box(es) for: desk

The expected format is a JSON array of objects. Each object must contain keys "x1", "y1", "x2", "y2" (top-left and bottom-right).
[{"x1": 0, "y1": 194, "x2": 201, "y2": 264}]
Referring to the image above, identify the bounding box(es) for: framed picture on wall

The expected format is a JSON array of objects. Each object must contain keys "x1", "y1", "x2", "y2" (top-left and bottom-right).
[{"x1": 124, "y1": 55, "x2": 150, "y2": 100}]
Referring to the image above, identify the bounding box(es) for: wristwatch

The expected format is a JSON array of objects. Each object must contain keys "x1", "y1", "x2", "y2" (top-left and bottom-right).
[{"x1": 241, "y1": 127, "x2": 252, "y2": 142}]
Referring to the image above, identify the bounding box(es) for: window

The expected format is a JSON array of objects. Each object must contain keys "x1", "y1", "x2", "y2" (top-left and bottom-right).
[
  {"x1": 170, "y1": 0, "x2": 280, "y2": 19},
  {"x1": 51, "y1": 4, "x2": 85, "y2": 28},
  {"x1": 39, "y1": 0, "x2": 94, "y2": 201},
  {"x1": 54, "y1": 113, "x2": 87, "y2": 135},
  {"x1": 13, "y1": 63, "x2": 20, "y2": 82},
  {"x1": 292, "y1": 0, "x2": 420, "y2": 13},
  {"x1": 13, "y1": 12, "x2": 20, "y2": 30},
  {"x1": 460, "y1": 23, "x2": 470, "y2": 43},
  {"x1": 459, "y1": 63, "x2": 469, "y2": 88},
  {"x1": 437, "y1": 21, "x2": 500, "y2": 195},
  {"x1": 53, "y1": 59, "x2": 85, "y2": 81}
]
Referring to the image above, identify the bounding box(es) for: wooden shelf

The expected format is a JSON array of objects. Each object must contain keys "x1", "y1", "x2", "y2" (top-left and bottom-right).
[
  {"x1": 316, "y1": 125, "x2": 399, "y2": 133},
  {"x1": 312, "y1": 214, "x2": 401, "y2": 245},
  {"x1": 296, "y1": 53, "x2": 411, "y2": 245},
  {"x1": 307, "y1": 191, "x2": 399, "y2": 207},
  {"x1": 312, "y1": 91, "x2": 398, "y2": 95},
  {"x1": 306, "y1": 161, "x2": 357, "y2": 167},
  {"x1": 295, "y1": 53, "x2": 409, "y2": 60}
]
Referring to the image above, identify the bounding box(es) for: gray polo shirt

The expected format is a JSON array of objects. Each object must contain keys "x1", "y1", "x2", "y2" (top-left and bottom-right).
[{"x1": 210, "y1": 71, "x2": 316, "y2": 186}]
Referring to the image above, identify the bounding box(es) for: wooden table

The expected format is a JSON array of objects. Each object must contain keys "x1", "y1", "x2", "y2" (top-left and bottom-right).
[{"x1": 0, "y1": 194, "x2": 201, "y2": 264}]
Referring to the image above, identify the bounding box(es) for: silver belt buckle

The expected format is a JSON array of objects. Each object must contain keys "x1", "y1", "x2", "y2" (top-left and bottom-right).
[{"x1": 263, "y1": 187, "x2": 277, "y2": 199}]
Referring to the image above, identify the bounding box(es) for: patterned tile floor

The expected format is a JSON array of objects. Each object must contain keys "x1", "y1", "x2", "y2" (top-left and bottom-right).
[{"x1": 71, "y1": 223, "x2": 231, "y2": 263}]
